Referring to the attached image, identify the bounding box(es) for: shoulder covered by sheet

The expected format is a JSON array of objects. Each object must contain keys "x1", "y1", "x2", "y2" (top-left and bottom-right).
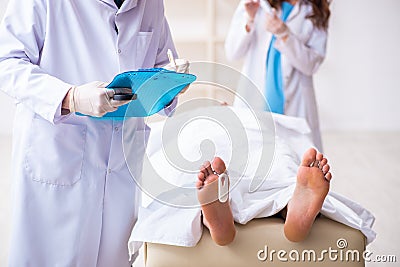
[{"x1": 146, "y1": 106, "x2": 316, "y2": 159}]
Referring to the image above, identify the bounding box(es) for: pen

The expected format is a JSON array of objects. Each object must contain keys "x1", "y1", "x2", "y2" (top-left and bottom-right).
[{"x1": 167, "y1": 49, "x2": 177, "y2": 71}]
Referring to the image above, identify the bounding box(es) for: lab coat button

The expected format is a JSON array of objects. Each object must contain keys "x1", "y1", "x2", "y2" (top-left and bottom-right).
[
  {"x1": 117, "y1": 49, "x2": 121, "y2": 54},
  {"x1": 114, "y1": 127, "x2": 119, "y2": 132}
]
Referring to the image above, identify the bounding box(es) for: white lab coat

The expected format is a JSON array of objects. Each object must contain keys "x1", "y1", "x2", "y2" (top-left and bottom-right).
[
  {"x1": 0, "y1": 0, "x2": 177, "y2": 266},
  {"x1": 225, "y1": 0, "x2": 327, "y2": 151}
]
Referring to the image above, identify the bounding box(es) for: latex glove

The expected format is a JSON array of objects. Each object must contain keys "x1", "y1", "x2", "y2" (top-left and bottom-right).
[
  {"x1": 163, "y1": 58, "x2": 191, "y2": 94},
  {"x1": 69, "y1": 81, "x2": 132, "y2": 117},
  {"x1": 244, "y1": 0, "x2": 260, "y2": 20},
  {"x1": 265, "y1": 8, "x2": 289, "y2": 38},
  {"x1": 163, "y1": 58, "x2": 190, "y2": 74}
]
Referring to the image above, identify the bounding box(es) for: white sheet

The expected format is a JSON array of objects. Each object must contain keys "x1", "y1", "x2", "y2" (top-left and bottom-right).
[{"x1": 129, "y1": 107, "x2": 376, "y2": 256}]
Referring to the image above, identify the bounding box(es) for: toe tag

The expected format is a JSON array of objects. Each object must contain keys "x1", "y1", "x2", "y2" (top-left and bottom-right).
[{"x1": 218, "y1": 172, "x2": 229, "y2": 203}]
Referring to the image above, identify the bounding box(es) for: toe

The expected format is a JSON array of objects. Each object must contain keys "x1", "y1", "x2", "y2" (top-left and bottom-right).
[
  {"x1": 325, "y1": 172, "x2": 332, "y2": 181},
  {"x1": 322, "y1": 164, "x2": 330, "y2": 174},
  {"x1": 200, "y1": 166, "x2": 208, "y2": 178},
  {"x1": 319, "y1": 158, "x2": 327, "y2": 169},
  {"x1": 196, "y1": 180, "x2": 203, "y2": 189},
  {"x1": 204, "y1": 174, "x2": 219, "y2": 185},
  {"x1": 212, "y1": 157, "x2": 226, "y2": 174},
  {"x1": 198, "y1": 171, "x2": 205, "y2": 181},
  {"x1": 316, "y1": 152, "x2": 323, "y2": 162},
  {"x1": 301, "y1": 148, "x2": 317, "y2": 167},
  {"x1": 203, "y1": 161, "x2": 212, "y2": 176}
]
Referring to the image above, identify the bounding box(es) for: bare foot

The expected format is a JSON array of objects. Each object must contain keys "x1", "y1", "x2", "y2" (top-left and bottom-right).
[
  {"x1": 284, "y1": 148, "x2": 332, "y2": 242},
  {"x1": 197, "y1": 157, "x2": 236, "y2": 246}
]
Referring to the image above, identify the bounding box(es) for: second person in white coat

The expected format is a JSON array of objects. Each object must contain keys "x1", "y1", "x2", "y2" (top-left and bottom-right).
[{"x1": 225, "y1": 0, "x2": 331, "y2": 151}]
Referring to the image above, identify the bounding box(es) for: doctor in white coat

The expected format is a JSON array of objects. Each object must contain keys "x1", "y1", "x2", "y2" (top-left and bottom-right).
[
  {"x1": 0, "y1": 0, "x2": 183, "y2": 266},
  {"x1": 225, "y1": 0, "x2": 330, "y2": 151}
]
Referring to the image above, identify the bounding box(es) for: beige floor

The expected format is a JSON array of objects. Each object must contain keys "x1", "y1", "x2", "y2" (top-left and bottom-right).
[{"x1": 1, "y1": 132, "x2": 399, "y2": 267}]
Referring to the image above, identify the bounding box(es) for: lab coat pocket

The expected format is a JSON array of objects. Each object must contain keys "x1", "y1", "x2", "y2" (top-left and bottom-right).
[
  {"x1": 124, "y1": 123, "x2": 151, "y2": 183},
  {"x1": 25, "y1": 117, "x2": 87, "y2": 186},
  {"x1": 135, "y1": 31, "x2": 153, "y2": 69}
]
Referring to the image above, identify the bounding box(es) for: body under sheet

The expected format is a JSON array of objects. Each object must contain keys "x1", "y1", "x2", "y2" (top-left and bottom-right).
[{"x1": 129, "y1": 107, "x2": 375, "y2": 256}]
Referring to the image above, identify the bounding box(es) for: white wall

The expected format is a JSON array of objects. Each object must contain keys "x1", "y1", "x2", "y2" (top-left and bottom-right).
[
  {"x1": 316, "y1": 0, "x2": 400, "y2": 131},
  {"x1": 0, "y1": 0, "x2": 399, "y2": 134}
]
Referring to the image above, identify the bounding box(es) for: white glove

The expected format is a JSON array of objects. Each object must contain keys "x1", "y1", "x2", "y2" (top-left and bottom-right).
[
  {"x1": 163, "y1": 58, "x2": 190, "y2": 73},
  {"x1": 163, "y1": 58, "x2": 191, "y2": 95},
  {"x1": 69, "y1": 81, "x2": 131, "y2": 117},
  {"x1": 265, "y1": 8, "x2": 289, "y2": 38}
]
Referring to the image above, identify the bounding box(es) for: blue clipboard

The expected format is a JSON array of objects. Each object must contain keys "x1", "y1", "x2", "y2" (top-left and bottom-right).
[{"x1": 78, "y1": 68, "x2": 197, "y2": 118}]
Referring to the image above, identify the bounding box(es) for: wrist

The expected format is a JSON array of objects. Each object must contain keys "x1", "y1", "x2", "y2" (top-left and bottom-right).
[
  {"x1": 275, "y1": 27, "x2": 290, "y2": 40},
  {"x1": 245, "y1": 16, "x2": 255, "y2": 33},
  {"x1": 62, "y1": 88, "x2": 72, "y2": 110},
  {"x1": 68, "y1": 86, "x2": 77, "y2": 113}
]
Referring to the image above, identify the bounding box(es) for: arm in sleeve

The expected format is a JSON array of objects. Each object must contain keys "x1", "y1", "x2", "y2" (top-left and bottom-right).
[
  {"x1": 157, "y1": 97, "x2": 177, "y2": 117},
  {"x1": 225, "y1": 0, "x2": 257, "y2": 61},
  {"x1": 0, "y1": 0, "x2": 72, "y2": 123},
  {"x1": 275, "y1": 27, "x2": 328, "y2": 76},
  {"x1": 154, "y1": 16, "x2": 178, "y2": 68},
  {"x1": 154, "y1": 12, "x2": 178, "y2": 117}
]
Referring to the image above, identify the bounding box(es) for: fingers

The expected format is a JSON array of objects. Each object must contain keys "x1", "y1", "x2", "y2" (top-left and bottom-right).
[
  {"x1": 245, "y1": 0, "x2": 260, "y2": 18},
  {"x1": 245, "y1": 0, "x2": 259, "y2": 5},
  {"x1": 97, "y1": 105, "x2": 117, "y2": 117},
  {"x1": 265, "y1": 8, "x2": 287, "y2": 35},
  {"x1": 271, "y1": 7, "x2": 277, "y2": 16},
  {"x1": 110, "y1": 99, "x2": 131, "y2": 107},
  {"x1": 104, "y1": 88, "x2": 115, "y2": 99},
  {"x1": 103, "y1": 88, "x2": 132, "y2": 108},
  {"x1": 95, "y1": 81, "x2": 108, "y2": 88},
  {"x1": 265, "y1": 10, "x2": 273, "y2": 20},
  {"x1": 179, "y1": 85, "x2": 190, "y2": 95},
  {"x1": 245, "y1": 0, "x2": 260, "y2": 5},
  {"x1": 112, "y1": 87, "x2": 132, "y2": 95}
]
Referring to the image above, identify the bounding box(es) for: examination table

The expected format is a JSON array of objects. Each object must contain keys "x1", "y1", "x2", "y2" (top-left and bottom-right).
[{"x1": 143, "y1": 216, "x2": 366, "y2": 266}]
